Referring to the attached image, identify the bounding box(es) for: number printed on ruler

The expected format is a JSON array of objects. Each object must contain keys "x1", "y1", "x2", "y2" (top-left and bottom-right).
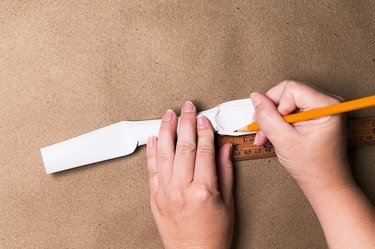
[{"x1": 218, "y1": 116, "x2": 375, "y2": 161}]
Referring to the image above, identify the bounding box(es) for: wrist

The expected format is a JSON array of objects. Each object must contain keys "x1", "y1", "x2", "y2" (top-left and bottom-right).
[
  {"x1": 299, "y1": 175, "x2": 356, "y2": 207},
  {"x1": 296, "y1": 161, "x2": 354, "y2": 202}
]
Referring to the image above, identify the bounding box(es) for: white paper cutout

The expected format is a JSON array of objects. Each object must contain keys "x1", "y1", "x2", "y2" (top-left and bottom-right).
[{"x1": 41, "y1": 98, "x2": 255, "y2": 174}]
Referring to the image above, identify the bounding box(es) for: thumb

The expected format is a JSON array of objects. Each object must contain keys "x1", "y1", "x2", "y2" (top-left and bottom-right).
[
  {"x1": 216, "y1": 143, "x2": 233, "y2": 207},
  {"x1": 250, "y1": 92, "x2": 297, "y2": 146}
]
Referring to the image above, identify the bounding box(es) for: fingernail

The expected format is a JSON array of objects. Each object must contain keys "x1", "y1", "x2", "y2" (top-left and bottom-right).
[
  {"x1": 197, "y1": 116, "x2": 206, "y2": 129},
  {"x1": 183, "y1": 101, "x2": 194, "y2": 113},
  {"x1": 229, "y1": 143, "x2": 233, "y2": 154},
  {"x1": 253, "y1": 132, "x2": 259, "y2": 146},
  {"x1": 147, "y1": 136, "x2": 154, "y2": 148},
  {"x1": 163, "y1": 110, "x2": 173, "y2": 121},
  {"x1": 250, "y1": 93, "x2": 261, "y2": 107}
]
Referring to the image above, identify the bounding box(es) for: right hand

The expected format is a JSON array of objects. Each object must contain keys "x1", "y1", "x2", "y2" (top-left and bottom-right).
[{"x1": 251, "y1": 80, "x2": 353, "y2": 195}]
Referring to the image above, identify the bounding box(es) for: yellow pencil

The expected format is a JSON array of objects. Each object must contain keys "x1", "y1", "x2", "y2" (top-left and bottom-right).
[{"x1": 235, "y1": 95, "x2": 375, "y2": 132}]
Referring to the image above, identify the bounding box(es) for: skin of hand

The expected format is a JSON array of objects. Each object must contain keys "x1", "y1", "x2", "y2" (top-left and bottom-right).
[
  {"x1": 251, "y1": 80, "x2": 352, "y2": 193},
  {"x1": 251, "y1": 80, "x2": 375, "y2": 248},
  {"x1": 146, "y1": 101, "x2": 234, "y2": 249}
]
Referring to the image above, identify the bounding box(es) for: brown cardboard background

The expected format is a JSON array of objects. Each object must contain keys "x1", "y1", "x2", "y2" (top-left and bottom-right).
[{"x1": 1, "y1": 1, "x2": 374, "y2": 248}]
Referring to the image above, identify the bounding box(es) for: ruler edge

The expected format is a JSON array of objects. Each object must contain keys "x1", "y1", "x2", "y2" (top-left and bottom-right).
[{"x1": 218, "y1": 116, "x2": 375, "y2": 161}]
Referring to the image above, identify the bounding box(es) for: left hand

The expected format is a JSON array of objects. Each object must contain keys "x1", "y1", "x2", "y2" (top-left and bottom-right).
[{"x1": 146, "y1": 101, "x2": 234, "y2": 249}]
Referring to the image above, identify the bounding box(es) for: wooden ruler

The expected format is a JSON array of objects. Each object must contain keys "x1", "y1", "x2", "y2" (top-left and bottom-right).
[{"x1": 218, "y1": 116, "x2": 375, "y2": 161}]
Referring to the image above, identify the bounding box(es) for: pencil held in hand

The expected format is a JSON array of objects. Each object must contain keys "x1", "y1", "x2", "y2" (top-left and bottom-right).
[{"x1": 235, "y1": 95, "x2": 375, "y2": 132}]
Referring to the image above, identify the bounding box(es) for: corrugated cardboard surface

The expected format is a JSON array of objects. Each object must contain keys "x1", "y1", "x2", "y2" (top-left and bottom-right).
[{"x1": 1, "y1": 1, "x2": 374, "y2": 248}]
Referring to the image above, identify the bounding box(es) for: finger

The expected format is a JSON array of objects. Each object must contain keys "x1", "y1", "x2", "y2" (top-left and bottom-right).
[
  {"x1": 265, "y1": 80, "x2": 291, "y2": 105},
  {"x1": 250, "y1": 92, "x2": 298, "y2": 145},
  {"x1": 172, "y1": 101, "x2": 197, "y2": 185},
  {"x1": 193, "y1": 116, "x2": 216, "y2": 184},
  {"x1": 253, "y1": 130, "x2": 268, "y2": 146},
  {"x1": 146, "y1": 136, "x2": 158, "y2": 199},
  {"x1": 265, "y1": 80, "x2": 305, "y2": 106},
  {"x1": 266, "y1": 80, "x2": 341, "y2": 115},
  {"x1": 157, "y1": 110, "x2": 177, "y2": 185},
  {"x1": 216, "y1": 143, "x2": 234, "y2": 206},
  {"x1": 251, "y1": 116, "x2": 267, "y2": 146}
]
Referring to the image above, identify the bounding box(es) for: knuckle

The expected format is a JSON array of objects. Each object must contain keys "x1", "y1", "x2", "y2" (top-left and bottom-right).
[
  {"x1": 283, "y1": 80, "x2": 301, "y2": 90},
  {"x1": 167, "y1": 188, "x2": 186, "y2": 209},
  {"x1": 196, "y1": 189, "x2": 210, "y2": 202},
  {"x1": 193, "y1": 184, "x2": 217, "y2": 203},
  {"x1": 256, "y1": 108, "x2": 268, "y2": 118},
  {"x1": 148, "y1": 169, "x2": 158, "y2": 178},
  {"x1": 176, "y1": 141, "x2": 196, "y2": 155},
  {"x1": 196, "y1": 145, "x2": 214, "y2": 158},
  {"x1": 280, "y1": 79, "x2": 295, "y2": 87},
  {"x1": 158, "y1": 152, "x2": 170, "y2": 163}
]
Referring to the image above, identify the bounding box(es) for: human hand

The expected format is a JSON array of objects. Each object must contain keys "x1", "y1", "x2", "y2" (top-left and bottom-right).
[
  {"x1": 250, "y1": 81, "x2": 353, "y2": 196},
  {"x1": 146, "y1": 101, "x2": 234, "y2": 249}
]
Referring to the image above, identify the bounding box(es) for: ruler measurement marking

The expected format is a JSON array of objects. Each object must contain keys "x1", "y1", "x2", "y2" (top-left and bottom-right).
[{"x1": 218, "y1": 116, "x2": 375, "y2": 161}]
